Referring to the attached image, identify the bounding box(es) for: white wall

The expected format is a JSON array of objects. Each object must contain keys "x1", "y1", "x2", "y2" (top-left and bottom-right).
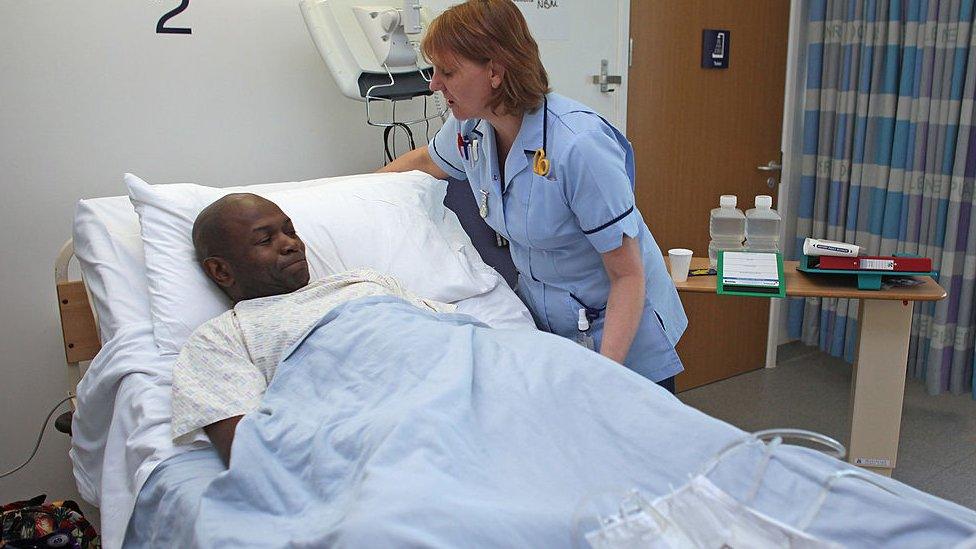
[{"x1": 0, "y1": 0, "x2": 385, "y2": 515}]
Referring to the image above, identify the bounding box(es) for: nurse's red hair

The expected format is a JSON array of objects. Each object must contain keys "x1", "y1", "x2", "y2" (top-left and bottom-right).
[{"x1": 422, "y1": 0, "x2": 549, "y2": 116}]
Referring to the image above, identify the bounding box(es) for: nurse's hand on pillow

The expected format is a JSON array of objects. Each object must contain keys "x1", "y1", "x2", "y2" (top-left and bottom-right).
[{"x1": 378, "y1": 146, "x2": 448, "y2": 180}]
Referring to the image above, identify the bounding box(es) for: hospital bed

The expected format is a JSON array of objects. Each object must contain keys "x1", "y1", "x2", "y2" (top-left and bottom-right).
[{"x1": 57, "y1": 172, "x2": 976, "y2": 548}]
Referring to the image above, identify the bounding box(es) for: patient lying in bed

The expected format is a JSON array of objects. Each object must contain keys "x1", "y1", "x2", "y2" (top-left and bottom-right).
[{"x1": 171, "y1": 193, "x2": 455, "y2": 462}]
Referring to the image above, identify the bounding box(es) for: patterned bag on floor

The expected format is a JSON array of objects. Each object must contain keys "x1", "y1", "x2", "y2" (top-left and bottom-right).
[{"x1": 0, "y1": 495, "x2": 99, "y2": 548}]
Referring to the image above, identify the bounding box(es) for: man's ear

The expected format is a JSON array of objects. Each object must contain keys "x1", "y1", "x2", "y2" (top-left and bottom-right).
[
  {"x1": 487, "y1": 60, "x2": 505, "y2": 90},
  {"x1": 202, "y1": 257, "x2": 234, "y2": 290}
]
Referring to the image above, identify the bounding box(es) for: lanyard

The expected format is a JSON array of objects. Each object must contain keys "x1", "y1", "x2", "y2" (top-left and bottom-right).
[{"x1": 532, "y1": 97, "x2": 550, "y2": 177}]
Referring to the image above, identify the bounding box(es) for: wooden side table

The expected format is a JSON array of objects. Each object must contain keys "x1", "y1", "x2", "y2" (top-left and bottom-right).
[{"x1": 670, "y1": 257, "x2": 946, "y2": 476}]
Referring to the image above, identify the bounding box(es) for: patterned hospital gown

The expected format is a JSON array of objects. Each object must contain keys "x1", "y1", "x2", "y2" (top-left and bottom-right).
[{"x1": 171, "y1": 269, "x2": 456, "y2": 443}]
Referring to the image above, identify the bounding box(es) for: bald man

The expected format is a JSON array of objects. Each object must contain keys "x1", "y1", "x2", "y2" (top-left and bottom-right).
[
  {"x1": 191, "y1": 193, "x2": 312, "y2": 303},
  {"x1": 171, "y1": 194, "x2": 455, "y2": 464}
]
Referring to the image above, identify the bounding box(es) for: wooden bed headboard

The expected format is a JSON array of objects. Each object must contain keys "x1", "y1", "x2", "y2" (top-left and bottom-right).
[{"x1": 55, "y1": 240, "x2": 101, "y2": 369}]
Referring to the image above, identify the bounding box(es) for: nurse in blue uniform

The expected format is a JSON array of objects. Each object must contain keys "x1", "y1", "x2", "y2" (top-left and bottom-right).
[{"x1": 380, "y1": 0, "x2": 687, "y2": 391}]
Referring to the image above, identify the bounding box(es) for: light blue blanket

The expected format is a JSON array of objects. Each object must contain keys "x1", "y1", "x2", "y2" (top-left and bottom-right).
[{"x1": 135, "y1": 297, "x2": 976, "y2": 548}]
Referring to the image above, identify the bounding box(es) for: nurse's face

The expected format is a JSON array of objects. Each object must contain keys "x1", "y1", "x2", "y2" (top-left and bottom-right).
[{"x1": 428, "y1": 51, "x2": 503, "y2": 120}]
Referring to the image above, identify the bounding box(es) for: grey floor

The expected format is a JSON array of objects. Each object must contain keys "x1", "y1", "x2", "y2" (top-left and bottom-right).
[{"x1": 678, "y1": 342, "x2": 976, "y2": 510}]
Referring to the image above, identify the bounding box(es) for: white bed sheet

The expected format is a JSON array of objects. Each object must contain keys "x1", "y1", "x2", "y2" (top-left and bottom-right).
[{"x1": 69, "y1": 194, "x2": 534, "y2": 549}]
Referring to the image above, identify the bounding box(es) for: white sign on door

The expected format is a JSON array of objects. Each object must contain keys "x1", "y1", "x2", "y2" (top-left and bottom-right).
[{"x1": 512, "y1": 0, "x2": 569, "y2": 41}]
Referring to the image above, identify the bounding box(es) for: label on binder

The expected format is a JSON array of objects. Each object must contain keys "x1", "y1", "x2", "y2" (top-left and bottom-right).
[{"x1": 859, "y1": 258, "x2": 895, "y2": 271}]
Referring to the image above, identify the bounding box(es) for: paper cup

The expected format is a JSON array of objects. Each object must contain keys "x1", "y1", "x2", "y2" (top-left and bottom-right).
[{"x1": 667, "y1": 248, "x2": 693, "y2": 283}]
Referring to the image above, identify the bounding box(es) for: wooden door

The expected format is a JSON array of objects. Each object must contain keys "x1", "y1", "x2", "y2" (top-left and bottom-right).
[{"x1": 627, "y1": 1, "x2": 790, "y2": 390}]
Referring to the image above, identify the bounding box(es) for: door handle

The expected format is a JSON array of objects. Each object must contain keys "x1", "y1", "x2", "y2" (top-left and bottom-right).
[
  {"x1": 592, "y1": 59, "x2": 622, "y2": 93},
  {"x1": 757, "y1": 161, "x2": 782, "y2": 171}
]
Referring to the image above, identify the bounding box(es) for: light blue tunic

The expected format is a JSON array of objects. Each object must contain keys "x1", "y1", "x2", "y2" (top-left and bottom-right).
[{"x1": 429, "y1": 93, "x2": 686, "y2": 382}]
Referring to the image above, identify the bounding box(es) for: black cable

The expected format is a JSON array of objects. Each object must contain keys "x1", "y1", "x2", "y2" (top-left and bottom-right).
[
  {"x1": 383, "y1": 122, "x2": 416, "y2": 163},
  {"x1": 383, "y1": 114, "x2": 393, "y2": 166},
  {"x1": 392, "y1": 124, "x2": 398, "y2": 159},
  {"x1": 402, "y1": 123, "x2": 416, "y2": 150},
  {"x1": 384, "y1": 125, "x2": 395, "y2": 164},
  {"x1": 0, "y1": 396, "x2": 73, "y2": 479},
  {"x1": 381, "y1": 96, "x2": 418, "y2": 164},
  {"x1": 392, "y1": 101, "x2": 398, "y2": 158}
]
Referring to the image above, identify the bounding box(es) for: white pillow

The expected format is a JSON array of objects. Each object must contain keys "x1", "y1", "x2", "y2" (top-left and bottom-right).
[{"x1": 126, "y1": 172, "x2": 497, "y2": 355}]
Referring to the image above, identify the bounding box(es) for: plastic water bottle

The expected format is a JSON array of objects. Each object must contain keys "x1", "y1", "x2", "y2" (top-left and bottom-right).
[
  {"x1": 707, "y1": 195, "x2": 745, "y2": 268},
  {"x1": 744, "y1": 195, "x2": 781, "y2": 253},
  {"x1": 575, "y1": 308, "x2": 595, "y2": 351}
]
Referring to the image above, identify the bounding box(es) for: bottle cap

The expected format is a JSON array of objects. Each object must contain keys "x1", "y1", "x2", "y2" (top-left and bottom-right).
[
  {"x1": 755, "y1": 195, "x2": 772, "y2": 209},
  {"x1": 578, "y1": 308, "x2": 589, "y2": 331},
  {"x1": 720, "y1": 195, "x2": 737, "y2": 208}
]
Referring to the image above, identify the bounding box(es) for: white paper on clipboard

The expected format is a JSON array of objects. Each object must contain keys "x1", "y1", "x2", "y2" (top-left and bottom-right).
[{"x1": 722, "y1": 252, "x2": 780, "y2": 287}]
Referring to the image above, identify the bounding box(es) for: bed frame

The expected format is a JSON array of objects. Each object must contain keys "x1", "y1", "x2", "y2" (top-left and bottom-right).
[{"x1": 54, "y1": 239, "x2": 101, "y2": 434}]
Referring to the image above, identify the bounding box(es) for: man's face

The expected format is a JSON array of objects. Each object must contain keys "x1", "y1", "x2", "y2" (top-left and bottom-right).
[{"x1": 204, "y1": 196, "x2": 310, "y2": 302}]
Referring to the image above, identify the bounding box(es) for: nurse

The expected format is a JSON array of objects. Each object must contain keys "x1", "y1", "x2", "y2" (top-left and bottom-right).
[{"x1": 380, "y1": 0, "x2": 687, "y2": 391}]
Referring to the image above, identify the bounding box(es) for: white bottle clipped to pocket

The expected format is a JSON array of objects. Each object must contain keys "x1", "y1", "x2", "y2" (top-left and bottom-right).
[
  {"x1": 744, "y1": 195, "x2": 781, "y2": 253},
  {"x1": 575, "y1": 308, "x2": 595, "y2": 351},
  {"x1": 707, "y1": 194, "x2": 746, "y2": 268}
]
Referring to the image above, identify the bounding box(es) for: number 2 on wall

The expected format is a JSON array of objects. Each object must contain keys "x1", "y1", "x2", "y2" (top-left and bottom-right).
[{"x1": 157, "y1": 0, "x2": 191, "y2": 35}]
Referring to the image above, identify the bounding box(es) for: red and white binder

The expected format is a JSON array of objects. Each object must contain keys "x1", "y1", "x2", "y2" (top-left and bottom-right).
[{"x1": 817, "y1": 256, "x2": 932, "y2": 272}]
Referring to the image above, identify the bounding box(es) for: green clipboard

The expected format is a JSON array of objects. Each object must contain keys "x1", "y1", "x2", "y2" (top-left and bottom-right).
[{"x1": 716, "y1": 250, "x2": 786, "y2": 298}]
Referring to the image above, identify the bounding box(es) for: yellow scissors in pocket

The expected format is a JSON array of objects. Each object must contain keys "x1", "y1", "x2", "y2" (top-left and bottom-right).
[{"x1": 533, "y1": 148, "x2": 550, "y2": 177}]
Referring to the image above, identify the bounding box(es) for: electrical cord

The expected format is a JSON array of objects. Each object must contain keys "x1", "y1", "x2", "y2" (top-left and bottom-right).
[
  {"x1": 0, "y1": 396, "x2": 73, "y2": 479},
  {"x1": 384, "y1": 125, "x2": 393, "y2": 164},
  {"x1": 384, "y1": 122, "x2": 416, "y2": 163},
  {"x1": 380, "y1": 100, "x2": 420, "y2": 165},
  {"x1": 402, "y1": 123, "x2": 416, "y2": 150}
]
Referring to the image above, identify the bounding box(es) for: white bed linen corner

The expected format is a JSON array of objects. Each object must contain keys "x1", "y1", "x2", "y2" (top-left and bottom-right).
[{"x1": 69, "y1": 180, "x2": 534, "y2": 549}]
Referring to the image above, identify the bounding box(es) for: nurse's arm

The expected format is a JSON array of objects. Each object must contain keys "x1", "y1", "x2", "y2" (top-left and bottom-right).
[
  {"x1": 599, "y1": 236, "x2": 645, "y2": 364},
  {"x1": 376, "y1": 145, "x2": 449, "y2": 180}
]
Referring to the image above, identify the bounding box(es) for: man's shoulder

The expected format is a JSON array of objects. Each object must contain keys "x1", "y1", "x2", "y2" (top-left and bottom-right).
[
  {"x1": 181, "y1": 309, "x2": 240, "y2": 351},
  {"x1": 201, "y1": 307, "x2": 238, "y2": 330}
]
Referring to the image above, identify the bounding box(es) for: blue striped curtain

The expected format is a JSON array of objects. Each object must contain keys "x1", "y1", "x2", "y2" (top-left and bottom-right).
[{"x1": 789, "y1": 0, "x2": 976, "y2": 398}]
